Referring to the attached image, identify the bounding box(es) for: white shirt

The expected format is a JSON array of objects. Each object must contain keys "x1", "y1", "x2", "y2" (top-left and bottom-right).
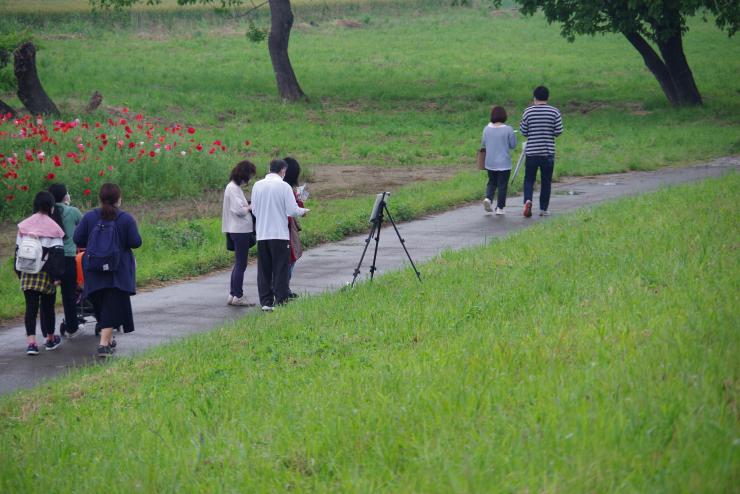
[
  {"x1": 221, "y1": 181, "x2": 253, "y2": 233},
  {"x1": 251, "y1": 173, "x2": 307, "y2": 241}
]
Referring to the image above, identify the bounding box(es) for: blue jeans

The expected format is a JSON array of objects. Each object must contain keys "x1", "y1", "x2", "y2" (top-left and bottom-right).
[
  {"x1": 523, "y1": 155, "x2": 555, "y2": 211},
  {"x1": 229, "y1": 232, "x2": 254, "y2": 298}
]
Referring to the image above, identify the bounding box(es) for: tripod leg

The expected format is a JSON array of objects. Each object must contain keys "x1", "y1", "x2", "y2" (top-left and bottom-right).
[
  {"x1": 351, "y1": 221, "x2": 378, "y2": 287},
  {"x1": 369, "y1": 211, "x2": 383, "y2": 281},
  {"x1": 384, "y1": 204, "x2": 422, "y2": 282}
]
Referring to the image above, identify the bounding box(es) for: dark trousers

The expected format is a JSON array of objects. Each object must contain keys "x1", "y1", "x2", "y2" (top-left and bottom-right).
[
  {"x1": 256, "y1": 239, "x2": 291, "y2": 307},
  {"x1": 486, "y1": 169, "x2": 511, "y2": 209},
  {"x1": 523, "y1": 155, "x2": 555, "y2": 211},
  {"x1": 24, "y1": 290, "x2": 56, "y2": 337},
  {"x1": 229, "y1": 232, "x2": 253, "y2": 298},
  {"x1": 60, "y1": 256, "x2": 78, "y2": 329}
]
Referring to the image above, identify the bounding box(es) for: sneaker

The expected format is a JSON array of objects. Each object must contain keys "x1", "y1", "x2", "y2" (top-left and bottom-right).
[
  {"x1": 96, "y1": 345, "x2": 115, "y2": 358},
  {"x1": 483, "y1": 198, "x2": 493, "y2": 213},
  {"x1": 45, "y1": 335, "x2": 62, "y2": 351},
  {"x1": 261, "y1": 305, "x2": 274, "y2": 312},
  {"x1": 495, "y1": 207, "x2": 505, "y2": 215},
  {"x1": 66, "y1": 324, "x2": 80, "y2": 339},
  {"x1": 110, "y1": 337, "x2": 117, "y2": 349},
  {"x1": 540, "y1": 210, "x2": 550, "y2": 216},
  {"x1": 231, "y1": 296, "x2": 255, "y2": 307},
  {"x1": 227, "y1": 295, "x2": 234, "y2": 305},
  {"x1": 523, "y1": 200, "x2": 533, "y2": 218},
  {"x1": 26, "y1": 344, "x2": 40, "y2": 356},
  {"x1": 288, "y1": 292, "x2": 299, "y2": 299}
]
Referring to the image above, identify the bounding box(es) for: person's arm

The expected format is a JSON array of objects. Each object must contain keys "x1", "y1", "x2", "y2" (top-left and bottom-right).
[
  {"x1": 480, "y1": 129, "x2": 486, "y2": 151},
  {"x1": 520, "y1": 111, "x2": 529, "y2": 137},
  {"x1": 228, "y1": 185, "x2": 249, "y2": 217},
  {"x1": 284, "y1": 185, "x2": 308, "y2": 218},
  {"x1": 508, "y1": 127, "x2": 517, "y2": 149},
  {"x1": 73, "y1": 214, "x2": 89, "y2": 248},
  {"x1": 124, "y1": 214, "x2": 142, "y2": 249},
  {"x1": 554, "y1": 111, "x2": 563, "y2": 137}
]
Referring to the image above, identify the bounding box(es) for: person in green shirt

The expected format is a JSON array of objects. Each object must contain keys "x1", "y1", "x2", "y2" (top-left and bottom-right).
[{"x1": 49, "y1": 183, "x2": 83, "y2": 337}]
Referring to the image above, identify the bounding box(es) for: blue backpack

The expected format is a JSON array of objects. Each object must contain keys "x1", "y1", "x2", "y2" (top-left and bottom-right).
[{"x1": 84, "y1": 211, "x2": 121, "y2": 272}]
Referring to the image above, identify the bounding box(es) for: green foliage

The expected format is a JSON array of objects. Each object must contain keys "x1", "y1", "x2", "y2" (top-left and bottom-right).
[
  {"x1": 245, "y1": 20, "x2": 268, "y2": 43},
  {"x1": 510, "y1": 0, "x2": 739, "y2": 41},
  {"x1": 0, "y1": 176, "x2": 737, "y2": 491}
]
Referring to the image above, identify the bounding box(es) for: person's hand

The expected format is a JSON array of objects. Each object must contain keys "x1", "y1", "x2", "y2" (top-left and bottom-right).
[
  {"x1": 53, "y1": 280, "x2": 61, "y2": 286},
  {"x1": 302, "y1": 208, "x2": 310, "y2": 217}
]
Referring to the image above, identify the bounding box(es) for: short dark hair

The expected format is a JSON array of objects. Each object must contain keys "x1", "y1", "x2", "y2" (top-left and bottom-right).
[
  {"x1": 490, "y1": 106, "x2": 507, "y2": 123},
  {"x1": 229, "y1": 160, "x2": 257, "y2": 185},
  {"x1": 283, "y1": 156, "x2": 301, "y2": 187},
  {"x1": 269, "y1": 159, "x2": 287, "y2": 174},
  {"x1": 48, "y1": 183, "x2": 67, "y2": 203},
  {"x1": 533, "y1": 86, "x2": 549, "y2": 101},
  {"x1": 33, "y1": 191, "x2": 55, "y2": 215}
]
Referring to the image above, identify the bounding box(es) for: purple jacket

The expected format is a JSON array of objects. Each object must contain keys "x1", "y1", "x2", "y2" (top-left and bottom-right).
[{"x1": 73, "y1": 209, "x2": 142, "y2": 296}]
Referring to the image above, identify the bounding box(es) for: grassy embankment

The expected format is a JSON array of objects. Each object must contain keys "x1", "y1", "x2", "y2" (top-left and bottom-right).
[
  {"x1": 0, "y1": 174, "x2": 738, "y2": 492},
  {"x1": 0, "y1": 1, "x2": 738, "y2": 318}
]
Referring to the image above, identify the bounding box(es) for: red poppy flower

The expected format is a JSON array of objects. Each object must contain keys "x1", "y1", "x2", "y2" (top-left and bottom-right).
[
  {"x1": 122, "y1": 107, "x2": 129, "y2": 113},
  {"x1": 19, "y1": 185, "x2": 29, "y2": 191},
  {"x1": 83, "y1": 189, "x2": 91, "y2": 196},
  {"x1": 53, "y1": 155, "x2": 62, "y2": 167},
  {"x1": 149, "y1": 151, "x2": 156, "y2": 157},
  {"x1": 187, "y1": 127, "x2": 196, "y2": 134},
  {"x1": 244, "y1": 140, "x2": 251, "y2": 146},
  {"x1": 84, "y1": 177, "x2": 91, "y2": 183},
  {"x1": 212, "y1": 140, "x2": 221, "y2": 146},
  {"x1": 5, "y1": 194, "x2": 14, "y2": 202},
  {"x1": 46, "y1": 172, "x2": 56, "y2": 180},
  {"x1": 98, "y1": 170, "x2": 105, "y2": 176},
  {"x1": 196, "y1": 144, "x2": 203, "y2": 151},
  {"x1": 208, "y1": 148, "x2": 216, "y2": 155},
  {"x1": 128, "y1": 142, "x2": 136, "y2": 149},
  {"x1": 107, "y1": 165, "x2": 114, "y2": 171}
]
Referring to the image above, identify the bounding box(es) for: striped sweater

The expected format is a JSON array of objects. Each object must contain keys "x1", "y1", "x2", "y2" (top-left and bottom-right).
[{"x1": 520, "y1": 104, "x2": 563, "y2": 156}]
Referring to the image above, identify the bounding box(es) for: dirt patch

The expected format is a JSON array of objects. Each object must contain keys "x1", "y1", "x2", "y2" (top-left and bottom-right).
[
  {"x1": 563, "y1": 100, "x2": 652, "y2": 116},
  {"x1": 334, "y1": 19, "x2": 364, "y2": 28}
]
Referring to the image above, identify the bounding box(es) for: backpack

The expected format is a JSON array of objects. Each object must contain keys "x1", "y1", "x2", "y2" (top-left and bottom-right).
[
  {"x1": 15, "y1": 236, "x2": 45, "y2": 274},
  {"x1": 84, "y1": 212, "x2": 121, "y2": 272}
]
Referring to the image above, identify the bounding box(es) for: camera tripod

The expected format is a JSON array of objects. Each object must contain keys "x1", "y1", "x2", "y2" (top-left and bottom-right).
[{"x1": 351, "y1": 197, "x2": 422, "y2": 287}]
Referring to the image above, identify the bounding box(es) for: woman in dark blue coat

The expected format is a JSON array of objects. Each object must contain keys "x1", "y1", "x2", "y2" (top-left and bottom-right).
[{"x1": 74, "y1": 183, "x2": 141, "y2": 358}]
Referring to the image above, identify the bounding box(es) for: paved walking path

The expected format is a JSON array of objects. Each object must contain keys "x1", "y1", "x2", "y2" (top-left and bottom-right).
[{"x1": 0, "y1": 157, "x2": 737, "y2": 395}]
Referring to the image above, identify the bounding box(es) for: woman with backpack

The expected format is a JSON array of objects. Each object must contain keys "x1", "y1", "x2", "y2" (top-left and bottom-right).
[
  {"x1": 74, "y1": 183, "x2": 142, "y2": 358},
  {"x1": 15, "y1": 191, "x2": 66, "y2": 355}
]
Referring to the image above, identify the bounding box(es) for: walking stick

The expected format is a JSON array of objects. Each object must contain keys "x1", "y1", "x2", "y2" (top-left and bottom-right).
[{"x1": 510, "y1": 141, "x2": 526, "y2": 184}]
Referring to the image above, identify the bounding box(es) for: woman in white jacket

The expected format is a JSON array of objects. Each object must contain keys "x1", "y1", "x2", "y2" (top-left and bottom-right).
[
  {"x1": 15, "y1": 191, "x2": 65, "y2": 355},
  {"x1": 222, "y1": 160, "x2": 257, "y2": 306}
]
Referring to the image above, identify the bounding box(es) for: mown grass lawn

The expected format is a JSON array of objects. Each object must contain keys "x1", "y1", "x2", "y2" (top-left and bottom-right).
[{"x1": 1, "y1": 174, "x2": 737, "y2": 492}]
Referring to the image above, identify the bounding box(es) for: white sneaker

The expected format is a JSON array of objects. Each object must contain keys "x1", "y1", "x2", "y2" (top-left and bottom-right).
[
  {"x1": 495, "y1": 207, "x2": 505, "y2": 215},
  {"x1": 227, "y1": 295, "x2": 234, "y2": 305},
  {"x1": 482, "y1": 198, "x2": 492, "y2": 212},
  {"x1": 261, "y1": 305, "x2": 274, "y2": 312},
  {"x1": 540, "y1": 210, "x2": 550, "y2": 216},
  {"x1": 231, "y1": 296, "x2": 255, "y2": 307}
]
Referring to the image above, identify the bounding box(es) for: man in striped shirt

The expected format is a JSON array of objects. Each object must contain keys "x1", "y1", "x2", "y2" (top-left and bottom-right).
[{"x1": 520, "y1": 86, "x2": 563, "y2": 217}]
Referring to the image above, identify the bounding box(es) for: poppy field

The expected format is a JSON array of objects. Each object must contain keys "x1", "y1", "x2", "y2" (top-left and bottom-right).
[{"x1": 0, "y1": 110, "x2": 237, "y2": 219}]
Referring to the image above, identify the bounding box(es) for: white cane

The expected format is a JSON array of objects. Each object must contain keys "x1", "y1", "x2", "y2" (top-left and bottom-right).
[{"x1": 510, "y1": 141, "x2": 526, "y2": 184}]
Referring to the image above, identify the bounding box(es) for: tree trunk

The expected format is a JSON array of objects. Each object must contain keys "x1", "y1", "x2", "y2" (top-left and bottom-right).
[
  {"x1": 623, "y1": 30, "x2": 679, "y2": 106},
  {"x1": 13, "y1": 42, "x2": 60, "y2": 116},
  {"x1": 0, "y1": 99, "x2": 16, "y2": 118},
  {"x1": 267, "y1": 0, "x2": 306, "y2": 101},
  {"x1": 657, "y1": 32, "x2": 702, "y2": 106}
]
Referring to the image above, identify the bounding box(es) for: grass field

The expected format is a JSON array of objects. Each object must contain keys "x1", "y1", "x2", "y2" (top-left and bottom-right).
[
  {"x1": 0, "y1": 174, "x2": 737, "y2": 492},
  {"x1": 1, "y1": 1, "x2": 738, "y2": 319}
]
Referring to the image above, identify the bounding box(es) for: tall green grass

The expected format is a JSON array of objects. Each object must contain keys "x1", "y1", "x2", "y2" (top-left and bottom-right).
[{"x1": 0, "y1": 174, "x2": 737, "y2": 492}]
